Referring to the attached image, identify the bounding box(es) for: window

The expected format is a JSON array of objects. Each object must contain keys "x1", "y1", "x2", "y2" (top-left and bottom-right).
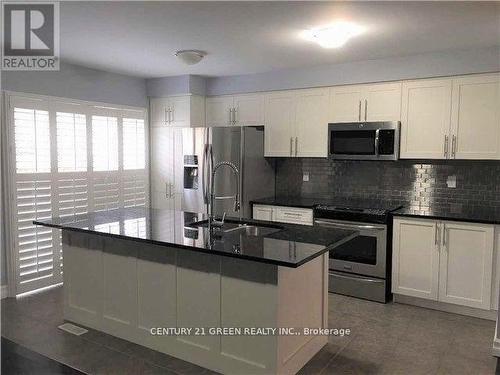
[
  {"x1": 57, "y1": 112, "x2": 87, "y2": 172},
  {"x1": 6, "y1": 94, "x2": 148, "y2": 295},
  {"x1": 92, "y1": 115, "x2": 118, "y2": 171},
  {"x1": 123, "y1": 118, "x2": 145, "y2": 170}
]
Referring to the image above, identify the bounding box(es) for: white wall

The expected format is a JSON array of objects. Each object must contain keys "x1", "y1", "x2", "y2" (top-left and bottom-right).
[
  {"x1": 206, "y1": 46, "x2": 500, "y2": 96},
  {"x1": 2, "y1": 62, "x2": 147, "y2": 107}
]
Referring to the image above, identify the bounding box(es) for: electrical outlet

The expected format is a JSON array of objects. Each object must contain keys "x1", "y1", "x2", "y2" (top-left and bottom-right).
[
  {"x1": 303, "y1": 172, "x2": 310, "y2": 182},
  {"x1": 446, "y1": 175, "x2": 457, "y2": 188}
]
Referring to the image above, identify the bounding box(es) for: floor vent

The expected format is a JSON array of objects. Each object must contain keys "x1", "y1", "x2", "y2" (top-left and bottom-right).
[{"x1": 58, "y1": 323, "x2": 88, "y2": 336}]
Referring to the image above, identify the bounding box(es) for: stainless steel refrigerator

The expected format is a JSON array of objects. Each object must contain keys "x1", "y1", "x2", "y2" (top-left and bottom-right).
[{"x1": 180, "y1": 126, "x2": 275, "y2": 218}]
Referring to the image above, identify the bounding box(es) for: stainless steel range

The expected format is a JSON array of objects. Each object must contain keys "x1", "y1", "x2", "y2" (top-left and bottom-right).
[{"x1": 314, "y1": 202, "x2": 402, "y2": 303}]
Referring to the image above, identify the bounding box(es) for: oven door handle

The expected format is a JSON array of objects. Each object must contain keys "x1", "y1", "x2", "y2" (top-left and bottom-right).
[
  {"x1": 314, "y1": 219, "x2": 386, "y2": 231},
  {"x1": 330, "y1": 271, "x2": 384, "y2": 284}
]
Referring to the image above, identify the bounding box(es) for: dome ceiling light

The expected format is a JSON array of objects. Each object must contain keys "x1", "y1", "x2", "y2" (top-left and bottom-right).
[{"x1": 174, "y1": 50, "x2": 206, "y2": 65}]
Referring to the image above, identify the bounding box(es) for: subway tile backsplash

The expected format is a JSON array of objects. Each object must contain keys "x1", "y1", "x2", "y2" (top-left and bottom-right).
[{"x1": 274, "y1": 159, "x2": 500, "y2": 209}]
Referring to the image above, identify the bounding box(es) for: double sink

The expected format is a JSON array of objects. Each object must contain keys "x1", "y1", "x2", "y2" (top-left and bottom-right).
[{"x1": 189, "y1": 220, "x2": 282, "y2": 237}]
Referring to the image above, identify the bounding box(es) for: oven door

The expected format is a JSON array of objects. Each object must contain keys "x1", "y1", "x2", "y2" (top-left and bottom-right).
[{"x1": 314, "y1": 219, "x2": 387, "y2": 278}]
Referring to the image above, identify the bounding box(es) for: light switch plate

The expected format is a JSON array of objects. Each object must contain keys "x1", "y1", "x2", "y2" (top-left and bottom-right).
[
  {"x1": 446, "y1": 175, "x2": 457, "y2": 188},
  {"x1": 303, "y1": 172, "x2": 310, "y2": 182}
]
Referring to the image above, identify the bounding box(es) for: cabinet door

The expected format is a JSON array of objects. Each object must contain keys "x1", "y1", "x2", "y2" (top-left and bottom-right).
[
  {"x1": 233, "y1": 94, "x2": 264, "y2": 126},
  {"x1": 252, "y1": 205, "x2": 273, "y2": 221},
  {"x1": 364, "y1": 82, "x2": 402, "y2": 122},
  {"x1": 169, "y1": 96, "x2": 191, "y2": 128},
  {"x1": 451, "y1": 74, "x2": 500, "y2": 160},
  {"x1": 392, "y1": 218, "x2": 440, "y2": 300},
  {"x1": 150, "y1": 98, "x2": 169, "y2": 127},
  {"x1": 150, "y1": 127, "x2": 174, "y2": 193},
  {"x1": 439, "y1": 222, "x2": 494, "y2": 309},
  {"x1": 205, "y1": 96, "x2": 233, "y2": 127},
  {"x1": 294, "y1": 88, "x2": 329, "y2": 157},
  {"x1": 400, "y1": 79, "x2": 452, "y2": 159},
  {"x1": 329, "y1": 85, "x2": 364, "y2": 123},
  {"x1": 264, "y1": 91, "x2": 295, "y2": 157}
]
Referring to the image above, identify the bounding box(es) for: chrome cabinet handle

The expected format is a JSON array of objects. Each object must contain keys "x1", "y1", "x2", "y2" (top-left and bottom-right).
[
  {"x1": 444, "y1": 135, "x2": 449, "y2": 158},
  {"x1": 165, "y1": 182, "x2": 169, "y2": 198},
  {"x1": 295, "y1": 137, "x2": 298, "y2": 157},
  {"x1": 374, "y1": 129, "x2": 380, "y2": 156},
  {"x1": 232, "y1": 108, "x2": 237, "y2": 125},
  {"x1": 435, "y1": 224, "x2": 440, "y2": 247},
  {"x1": 229, "y1": 108, "x2": 233, "y2": 125},
  {"x1": 314, "y1": 219, "x2": 386, "y2": 231},
  {"x1": 290, "y1": 137, "x2": 293, "y2": 156},
  {"x1": 170, "y1": 108, "x2": 173, "y2": 123},
  {"x1": 451, "y1": 135, "x2": 456, "y2": 158},
  {"x1": 364, "y1": 99, "x2": 368, "y2": 121},
  {"x1": 165, "y1": 108, "x2": 169, "y2": 125},
  {"x1": 358, "y1": 100, "x2": 362, "y2": 121},
  {"x1": 442, "y1": 223, "x2": 446, "y2": 247}
]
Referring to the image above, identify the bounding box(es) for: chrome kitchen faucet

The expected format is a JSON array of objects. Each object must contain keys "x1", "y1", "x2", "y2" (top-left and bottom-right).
[{"x1": 209, "y1": 161, "x2": 240, "y2": 228}]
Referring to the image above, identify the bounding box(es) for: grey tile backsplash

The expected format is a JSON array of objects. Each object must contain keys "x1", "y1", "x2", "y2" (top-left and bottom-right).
[{"x1": 274, "y1": 159, "x2": 500, "y2": 209}]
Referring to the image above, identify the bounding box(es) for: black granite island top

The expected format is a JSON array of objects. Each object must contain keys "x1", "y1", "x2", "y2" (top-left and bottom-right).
[
  {"x1": 33, "y1": 207, "x2": 357, "y2": 268},
  {"x1": 393, "y1": 204, "x2": 500, "y2": 225}
]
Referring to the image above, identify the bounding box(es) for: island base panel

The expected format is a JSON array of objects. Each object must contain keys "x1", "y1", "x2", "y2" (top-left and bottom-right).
[{"x1": 62, "y1": 230, "x2": 328, "y2": 374}]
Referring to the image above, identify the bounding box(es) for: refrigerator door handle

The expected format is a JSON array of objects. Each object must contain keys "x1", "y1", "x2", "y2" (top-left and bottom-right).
[{"x1": 202, "y1": 144, "x2": 208, "y2": 203}]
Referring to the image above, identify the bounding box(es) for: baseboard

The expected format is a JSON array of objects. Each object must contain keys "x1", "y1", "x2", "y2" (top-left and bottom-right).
[
  {"x1": 394, "y1": 294, "x2": 497, "y2": 321},
  {"x1": 1, "y1": 285, "x2": 9, "y2": 299}
]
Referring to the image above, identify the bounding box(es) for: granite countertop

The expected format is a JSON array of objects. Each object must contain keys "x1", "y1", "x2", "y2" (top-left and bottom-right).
[
  {"x1": 252, "y1": 196, "x2": 500, "y2": 225},
  {"x1": 33, "y1": 207, "x2": 357, "y2": 268},
  {"x1": 393, "y1": 205, "x2": 500, "y2": 225},
  {"x1": 251, "y1": 196, "x2": 404, "y2": 210}
]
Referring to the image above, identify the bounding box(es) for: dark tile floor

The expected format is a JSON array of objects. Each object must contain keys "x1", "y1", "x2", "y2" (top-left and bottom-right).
[{"x1": 1, "y1": 286, "x2": 498, "y2": 375}]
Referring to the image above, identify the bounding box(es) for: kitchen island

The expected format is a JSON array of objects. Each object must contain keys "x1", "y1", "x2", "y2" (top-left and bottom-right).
[{"x1": 34, "y1": 207, "x2": 356, "y2": 374}]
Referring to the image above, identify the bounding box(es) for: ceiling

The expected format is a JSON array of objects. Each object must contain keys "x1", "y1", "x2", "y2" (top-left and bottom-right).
[{"x1": 61, "y1": 1, "x2": 500, "y2": 78}]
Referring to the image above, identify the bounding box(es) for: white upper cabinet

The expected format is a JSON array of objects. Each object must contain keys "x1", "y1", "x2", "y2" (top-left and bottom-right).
[
  {"x1": 329, "y1": 85, "x2": 364, "y2": 123},
  {"x1": 400, "y1": 73, "x2": 500, "y2": 160},
  {"x1": 364, "y1": 82, "x2": 402, "y2": 122},
  {"x1": 264, "y1": 91, "x2": 296, "y2": 157},
  {"x1": 206, "y1": 93, "x2": 264, "y2": 127},
  {"x1": 150, "y1": 95, "x2": 205, "y2": 128},
  {"x1": 294, "y1": 88, "x2": 329, "y2": 157},
  {"x1": 451, "y1": 74, "x2": 500, "y2": 159},
  {"x1": 205, "y1": 96, "x2": 234, "y2": 127},
  {"x1": 233, "y1": 94, "x2": 264, "y2": 126},
  {"x1": 400, "y1": 78, "x2": 453, "y2": 159},
  {"x1": 264, "y1": 88, "x2": 328, "y2": 157},
  {"x1": 329, "y1": 82, "x2": 401, "y2": 123},
  {"x1": 439, "y1": 221, "x2": 494, "y2": 309}
]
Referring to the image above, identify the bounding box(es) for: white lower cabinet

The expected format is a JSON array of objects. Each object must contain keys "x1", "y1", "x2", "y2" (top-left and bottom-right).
[
  {"x1": 252, "y1": 204, "x2": 313, "y2": 226},
  {"x1": 393, "y1": 217, "x2": 494, "y2": 310}
]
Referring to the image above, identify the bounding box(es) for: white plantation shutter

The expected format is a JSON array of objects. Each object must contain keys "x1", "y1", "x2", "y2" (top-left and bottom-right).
[
  {"x1": 6, "y1": 94, "x2": 148, "y2": 295},
  {"x1": 56, "y1": 111, "x2": 87, "y2": 172},
  {"x1": 14, "y1": 106, "x2": 51, "y2": 174},
  {"x1": 123, "y1": 117, "x2": 145, "y2": 170},
  {"x1": 92, "y1": 115, "x2": 118, "y2": 171}
]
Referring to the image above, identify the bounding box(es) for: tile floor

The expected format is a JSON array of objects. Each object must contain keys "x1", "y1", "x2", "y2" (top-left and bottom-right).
[{"x1": 1, "y1": 286, "x2": 498, "y2": 375}]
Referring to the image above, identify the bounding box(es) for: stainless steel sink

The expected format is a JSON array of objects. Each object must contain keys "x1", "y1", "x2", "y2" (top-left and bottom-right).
[{"x1": 189, "y1": 220, "x2": 282, "y2": 237}]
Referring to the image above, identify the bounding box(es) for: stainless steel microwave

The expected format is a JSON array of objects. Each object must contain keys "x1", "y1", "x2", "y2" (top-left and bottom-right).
[{"x1": 328, "y1": 121, "x2": 400, "y2": 160}]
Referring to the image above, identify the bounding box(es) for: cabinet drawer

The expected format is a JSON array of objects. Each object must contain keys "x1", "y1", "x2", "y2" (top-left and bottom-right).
[
  {"x1": 252, "y1": 205, "x2": 273, "y2": 221},
  {"x1": 275, "y1": 207, "x2": 313, "y2": 226}
]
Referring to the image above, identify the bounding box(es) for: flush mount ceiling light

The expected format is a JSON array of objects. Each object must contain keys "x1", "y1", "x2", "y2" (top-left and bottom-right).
[
  {"x1": 174, "y1": 50, "x2": 206, "y2": 65},
  {"x1": 301, "y1": 22, "x2": 366, "y2": 48}
]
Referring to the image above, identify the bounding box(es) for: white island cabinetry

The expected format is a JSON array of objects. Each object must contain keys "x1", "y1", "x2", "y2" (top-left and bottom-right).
[{"x1": 62, "y1": 231, "x2": 328, "y2": 375}]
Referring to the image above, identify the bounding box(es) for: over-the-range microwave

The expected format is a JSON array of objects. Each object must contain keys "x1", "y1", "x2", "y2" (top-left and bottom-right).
[{"x1": 328, "y1": 121, "x2": 400, "y2": 161}]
